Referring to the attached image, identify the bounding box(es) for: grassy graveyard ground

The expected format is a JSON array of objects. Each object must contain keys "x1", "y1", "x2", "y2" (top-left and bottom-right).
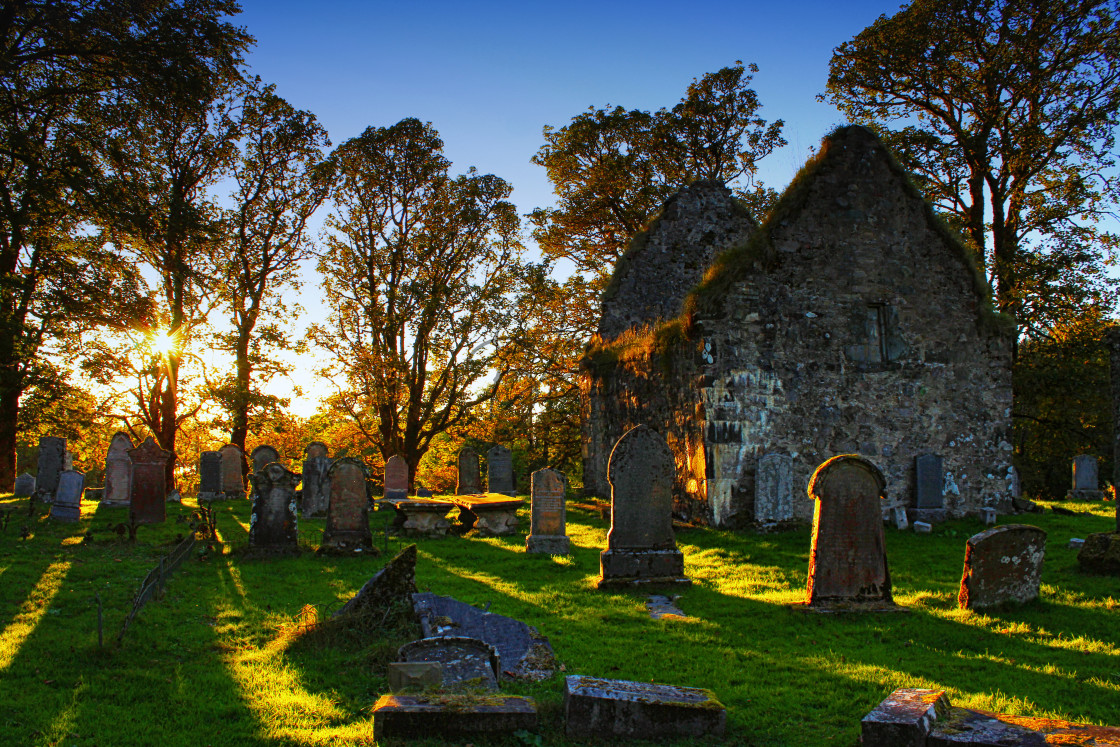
[{"x1": 0, "y1": 495, "x2": 1117, "y2": 747}]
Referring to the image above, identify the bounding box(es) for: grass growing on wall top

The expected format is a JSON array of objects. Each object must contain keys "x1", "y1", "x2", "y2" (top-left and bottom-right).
[{"x1": 0, "y1": 494, "x2": 1117, "y2": 745}]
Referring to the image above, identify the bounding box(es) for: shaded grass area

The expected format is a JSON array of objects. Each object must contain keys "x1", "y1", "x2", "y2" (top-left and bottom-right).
[{"x1": 0, "y1": 493, "x2": 1117, "y2": 746}]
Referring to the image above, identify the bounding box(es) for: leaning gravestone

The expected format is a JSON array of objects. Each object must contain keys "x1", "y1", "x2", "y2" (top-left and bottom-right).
[
  {"x1": 1067, "y1": 455, "x2": 1104, "y2": 500},
  {"x1": 248, "y1": 462, "x2": 299, "y2": 553},
  {"x1": 526, "y1": 468, "x2": 569, "y2": 554},
  {"x1": 598, "y1": 425, "x2": 688, "y2": 589},
  {"x1": 219, "y1": 444, "x2": 244, "y2": 499},
  {"x1": 755, "y1": 453, "x2": 793, "y2": 526},
  {"x1": 486, "y1": 445, "x2": 515, "y2": 496},
  {"x1": 13, "y1": 472, "x2": 35, "y2": 497},
  {"x1": 456, "y1": 447, "x2": 482, "y2": 494},
  {"x1": 102, "y1": 432, "x2": 133, "y2": 506},
  {"x1": 321, "y1": 457, "x2": 373, "y2": 553},
  {"x1": 384, "y1": 455, "x2": 408, "y2": 500},
  {"x1": 250, "y1": 444, "x2": 279, "y2": 475},
  {"x1": 49, "y1": 469, "x2": 84, "y2": 522},
  {"x1": 300, "y1": 441, "x2": 331, "y2": 517},
  {"x1": 912, "y1": 453, "x2": 946, "y2": 523},
  {"x1": 128, "y1": 436, "x2": 170, "y2": 525},
  {"x1": 36, "y1": 436, "x2": 66, "y2": 501},
  {"x1": 958, "y1": 525, "x2": 1047, "y2": 609},
  {"x1": 804, "y1": 455, "x2": 899, "y2": 611},
  {"x1": 197, "y1": 451, "x2": 221, "y2": 502}
]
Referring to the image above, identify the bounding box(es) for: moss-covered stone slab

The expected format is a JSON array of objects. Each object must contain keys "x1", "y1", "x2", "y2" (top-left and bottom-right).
[
  {"x1": 1078, "y1": 531, "x2": 1120, "y2": 575},
  {"x1": 371, "y1": 693, "x2": 537, "y2": 739},
  {"x1": 563, "y1": 675, "x2": 725, "y2": 740},
  {"x1": 861, "y1": 688, "x2": 950, "y2": 747}
]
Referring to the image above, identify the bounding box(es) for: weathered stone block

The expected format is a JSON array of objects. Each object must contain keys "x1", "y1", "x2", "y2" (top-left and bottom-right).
[
  {"x1": 563, "y1": 675, "x2": 726, "y2": 740},
  {"x1": 1077, "y1": 532, "x2": 1120, "y2": 575},
  {"x1": 598, "y1": 549, "x2": 689, "y2": 589},
  {"x1": 526, "y1": 535, "x2": 570, "y2": 554},
  {"x1": 398, "y1": 637, "x2": 499, "y2": 691},
  {"x1": 334, "y1": 544, "x2": 417, "y2": 619},
  {"x1": 958, "y1": 525, "x2": 1046, "y2": 609},
  {"x1": 387, "y1": 662, "x2": 441, "y2": 693},
  {"x1": 371, "y1": 693, "x2": 537, "y2": 739},
  {"x1": 861, "y1": 687, "x2": 950, "y2": 747}
]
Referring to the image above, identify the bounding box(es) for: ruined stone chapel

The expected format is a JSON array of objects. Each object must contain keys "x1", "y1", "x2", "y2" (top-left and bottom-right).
[{"x1": 582, "y1": 126, "x2": 1015, "y2": 529}]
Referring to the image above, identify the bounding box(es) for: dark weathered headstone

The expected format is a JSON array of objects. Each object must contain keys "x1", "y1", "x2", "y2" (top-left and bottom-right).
[
  {"x1": 248, "y1": 462, "x2": 299, "y2": 552},
  {"x1": 805, "y1": 455, "x2": 898, "y2": 610},
  {"x1": 321, "y1": 457, "x2": 373, "y2": 553},
  {"x1": 1077, "y1": 531, "x2": 1120, "y2": 574},
  {"x1": 102, "y1": 432, "x2": 133, "y2": 506},
  {"x1": 219, "y1": 444, "x2": 244, "y2": 498},
  {"x1": 398, "y1": 637, "x2": 499, "y2": 690},
  {"x1": 13, "y1": 472, "x2": 35, "y2": 497},
  {"x1": 526, "y1": 468, "x2": 568, "y2": 554},
  {"x1": 564, "y1": 676, "x2": 726, "y2": 740},
  {"x1": 49, "y1": 469, "x2": 84, "y2": 522},
  {"x1": 128, "y1": 436, "x2": 170, "y2": 525},
  {"x1": 1067, "y1": 454, "x2": 1104, "y2": 500},
  {"x1": 334, "y1": 544, "x2": 417, "y2": 619},
  {"x1": 197, "y1": 451, "x2": 221, "y2": 502},
  {"x1": 914, "y1": 453, "x2": 943, "y2": 509},
  {"x1": 598, "y1": 425, "x2": 688, "y2": 589},
  {"x1": 456, "y1": 447, "x2": 482, "y2": 494},
  {"x1": 36, "y1": 436, "x2": 66, "y2": 501},
  {"x1": 300, "y1": 442, "x2": 331, "y2": 517},
  {"x1": 372, "y1": 693, "x2": 537, "y2": 740},
  {"x1": 755, "y1": 453, "x2": 793, "y2": 525},
  {"x1": 384, "y1": 455, "x2": 408, "y2": 500},
  {"x1": 250, "y1": 444, "x2": 279, "y2": 475},
  {"x1": 486, "y1": 445, "x2": 514, "y2": 496},
  {"x1": 958, "y1": 524, "x2": 1046, "y2": 609}
]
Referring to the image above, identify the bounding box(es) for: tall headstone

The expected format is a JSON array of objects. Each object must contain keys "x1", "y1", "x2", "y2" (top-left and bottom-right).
[
  {"x1": 804, "y1": 455, "x2": 898, "y2": 610},
  {"x1": 486, "y1": 445, "x2": 515, "y2": 496},
  {"x1": 248, "y1": 462, "x2": 299, "y2": 552},
  {"x1": 36, "y1": 436, "x2": 66, "y2": 501},
  {"x1": 300, "y1": 441, "x2": 331, "y2": 517},
  {"x1": 13, "y1": 472, "x2": 35, "y2": 497},
  {"x1": 958, "y1": 525, "x2": 1047, "y2": 609},
  {"x1": 128, "y1": 436, "x2": 170, "y2": 525},
  {"x1": 598, "y1": 425, "x2": 688, "y2": 589},
  {"x1": 755, "y1": 453, "x2": 794, "y2": 525},
  {"x1": 526, "y1": 468, "x2": 569, "y2": 554},
  {"x1": 49, "y1": 469, "x2": 84, "y2": 522},
  {"x1": 219, "y1": 444, "x2": 244, "y2": 498},
  {"x1": 322, "y1": 457, "x2": 373, "y2": 553},
  {"x1": 198, "y1": 451, "x2": 222, "y2": 501},
  {"x1": 912, "y1": 453, "x2": 946, "y2": 524},
  {"x1": 102, "y1": 432, "x2": 133, "y2": 506},
  {"x1": 384, "y1": 455, "x2": 408, "y2": 500},
  {"x1": 251, "y1": 444, "x2": 279, "y2": 475},
  {"x1": 1067, "y1": 455, "x2": 1104, "y2": 500},
  {"x1": 456, "y1": 447, "x2": 482, "y2": 494}
]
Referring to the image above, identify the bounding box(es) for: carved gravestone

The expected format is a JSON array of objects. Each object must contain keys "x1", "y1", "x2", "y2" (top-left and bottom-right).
[
  {"x1": 219, "y1": 444, "x2": 244, "y2": 498},
  {"x1": 911, "y1": 453, "x2": 946, "y2": 524},
  {"x1": 49, "y1": 469, "x2": 84, "y2": 522},
  {"x1": 322, "y1": 457, "x2": 373, "y2": 553},
  {"x1": 487, "y1": 445, "x2": 515, "y2": 496},
  {"x1": 384, "y1": 455, "x2": 408, "y2": 500},
  {"x1": 249, "y1": 462, "x2": 299, "y2": 552},
  {"x1": 251, "y1": 444, "x2": 279, "y2": 475},
  {"x1": 755, "y1": 453, "x2": 793, "y2": 525},
  {"x1": 300, "y1": 441, "x2": 331, "y2": 517},
  {"x1": 36, "y1": 436, "x2": 66, "y2": 501},
  {"x1": 456, "y1": 447, "x2": 482, "y2": 494},
  {"x1": 599, "y1": 425, "x2": 688, "y2": 589},
  {"x1": 958, "y1": 525, "x2": 1047, "y2": 609},
  {"x1": 13, "y1": 472, "x2": 35, "y2": 497},
  {"x1": 805, "y1": 455, "x2": 898, "y2": 610},
  {"x1": 198, "y1": 451, "x2": 221, "y2": 501},
  {"x1": 1067, "y1": 455, "x2": 1104, "y2": 500},
  {"x1": 526, "y1": 468, "x2": 569, "y2": 554},
  {"x1": 102, "y1": 432, "x2": 133, "y2": 506},
  {"x1": 128, "y1": 436, "x2": 170, "y2": 525}
]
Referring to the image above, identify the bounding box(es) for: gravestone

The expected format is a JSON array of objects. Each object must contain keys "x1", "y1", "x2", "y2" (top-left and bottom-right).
[
  {"x1": 388, "y1": 662, "x2": 442, "y2": 693},
  {"x1": 958, "y1": 525, "x2": 1047, "y2": 610},
  {"x1": 250, "y1": 444, "x2": 279, "y2": 475},
  {"x1": 598, "y1": 425, "x2": 689, "y2": 589},
  {"x1": 248, "y1": 462, "x2": 299, "y2": 552},
  {"x1": 197, "y1": 451, "x2": 221, "y2": 502},
  {"x1": 102, "y1": 432, "x2": 133, "y2": 506},
  {"x1": 804, "y1": 455, "x2": 899, "y2": 610},
  {"x1": 13, "y1": 472, "x2": 35, "y2": 497},
  {"x1": 398, "y1": 637, "x2": 499, "y2": 691},
  {"x1": 755, "y1": 453, "x2": 794, "y2": 525},
  {"x1": 334, "y1": 544, "x2": 417, "y2": 619},
  {"x1": 372, "y1": 693, "x2": 537, "y2": 740},
  {"x1": 384, "y1": 455, "x2": 408, "y2": 500},
  {"x1": 62, "y1": 451, "x2": 73, "y2": 470},
  {"x1": 1067, "y1": 455, "x2": 1104, "y2": 500},
  {"x1": 564, "y1": 676, "x2": 726, "y2": 740},
  {"x1": 321, "y1": 457, "x2": 373, "y2": 553},
  {"x1": 456, "y1": 447, "x2": 482, "y2": 494},
  {"x1": 219, "y1": 444, "x2": 244, "y2": 498},
  {"x1": 526, "y1": 468, "x2": 569, "y2": 554},
  {"x1": 128, "y1": 436, "x2": 170, "y2": 525},
  {"x1": 486, "y1": 445, "x2": 515, "y2": 496},
  {"x1": 36, "y1": 436, "x2": 66, "y2": 501},
  {"x1": 911, "y1": 453, "x2": 946, "y2": 523},
  {"x1": 300, "y1": 441, "x2": 331, "y2": 517},
  {"x1": 49, "y1": 469, "x2": 84, "y2": 522}
]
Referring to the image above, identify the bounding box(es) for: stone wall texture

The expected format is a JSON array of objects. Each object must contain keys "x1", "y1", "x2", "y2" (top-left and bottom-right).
[{"x1": 582, "y1": 126, "x2": 1014, "y2": 528}]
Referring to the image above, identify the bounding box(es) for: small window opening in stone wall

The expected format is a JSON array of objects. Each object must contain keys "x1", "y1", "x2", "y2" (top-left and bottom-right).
[{"x1": 846, "y1": 303, "x2": 906, "y2": 364}]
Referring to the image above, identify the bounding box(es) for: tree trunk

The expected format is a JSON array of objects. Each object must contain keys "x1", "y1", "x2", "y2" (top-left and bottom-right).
[
  {"x1": 158, "y1": 352, "x2": 180, "y2": 492},
  {"x1": 0, "y1": 383, "x2": 20, "y2": 492},
  {"x1": 230, "y1": 331, "x2": 251, "y2": 485}
]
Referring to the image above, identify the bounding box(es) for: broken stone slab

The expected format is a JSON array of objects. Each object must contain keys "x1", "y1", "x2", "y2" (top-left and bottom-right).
[
  {"x1": 913, "y1": 521, "x2": 932, "y2": 534},
  {"x1": 890, "y1": 505, "x2": 910, "y2": 531},
  {"x1": 958, "y1": 525, "x2": 1046, "y2": 610},
  {"x1": 1077, "y1": 532, "x2": 1120, "y2": 575},
  {"x1": 563, "y1": 675, "x2": 726, "y2": 740},
  {"x1": 371, "y1": 693, "x2": 537, "y2": 740},
  {"x1": 411, "y1": 592, "x2": 557, "y2": 681},
  {"x1": 334, "y1": 544, "x2": 417, "y2": 619},
  {"x1": 450, "y1": 495, "x2": 522, "y2": 536},
  {"x1": 388, "y1": 662, "x2": 442, "y2": 693},
  {"x1": 646, "y1": 594, "x2": 686, "y2": 620},
  {"x1": 861, "y1": 687, "x2": 951, "y2": 747},
  {"x1": 398, "y1": 637, "x2": 500, "y2": 691}
]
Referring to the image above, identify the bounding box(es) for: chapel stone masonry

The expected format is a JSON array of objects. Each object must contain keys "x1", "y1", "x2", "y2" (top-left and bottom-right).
[{"x1": 582, "y1": 126, "x2": 1014, "y2": 528}]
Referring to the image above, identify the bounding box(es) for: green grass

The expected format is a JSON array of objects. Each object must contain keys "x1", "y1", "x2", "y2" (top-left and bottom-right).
[{"x1": 0, "y1": 494, "x2": 1117, "y2": 746}]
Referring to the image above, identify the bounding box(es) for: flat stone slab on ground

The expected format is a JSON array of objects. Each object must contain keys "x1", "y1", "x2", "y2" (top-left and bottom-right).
[
  {"x1": 563, "y1": 675, "x2": 726, "y2": 740},
  {"x1": 398, "y1": 636, "x2": 499, "y2": 691},
  {"x1": 647, "y1": 595, "x2": 686, "y2": 620},
  {"x1": 372, "y1": 693, "x2": 537, "y2": 740}
]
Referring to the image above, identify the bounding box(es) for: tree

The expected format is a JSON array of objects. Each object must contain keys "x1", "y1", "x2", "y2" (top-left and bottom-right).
[
  {"x1": 311, "y1": 118, "x2": 529, "y2": 488},
  {"x1": 825, "y1": 0, "x2": 1120, "y2": 340}
]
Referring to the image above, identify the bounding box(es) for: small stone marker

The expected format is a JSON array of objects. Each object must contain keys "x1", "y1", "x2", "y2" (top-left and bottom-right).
[
  {"x1": 102, "y1": 432, "x2": 133, "y2": 506},
  {"x1": 372, "y1": 693, "x2": 537, "y2": 740},
  {"x1": 1068, "y1": 538, "x2": 1085, "y2": 550},
  {"x1": 13, "y1": 472, "x2": 35, "y2": 497},
  {"x1": 197, "y1": 450, "x2": 221, "y2": 502},
  {"x1": 248, "y1": 462, "x2": 299, "y2": 552},
  {"x1": 387, "y1": 662, "x2": 442, "y2": 693},
  {"x1": 755, "y1": 453, "x2": 794, "y2": 525},
  {"x1": 456, "y1": 447, "x2": 482, "y2": 494},
  {"x1": 219, "y1": 444, "x2": 244, "y2": 498},
  {"x1": 804, "y1": 455, "x2": 899, "y2": 611},
  {"x1": 384, "y1": 455, "x2": 408, "y2": 500},
  {"x1": 300, "y1": 441, "x2": 331, "y2": 517},
  {"x1": 250, "y1": 444, "x2": 279, "y2": 475},
  {"x1": 321, "y1": 457, "x2": 373, "y2": 553},
  {"x1": 398, "y1": 637, "x2": 500, "y2": 691},
  {"x1": 563, "y1": 675, "x2": 726, "y2": 740},
  {"x1": 958, "y1": 524, "x2": 1046, "y2": 610},
  {"x1": 599, "y1": 425, "x2": 688, "y2": 589},
  {"x1": 980, "y1": 506, "x2": 997, "y2": 525},
  {"x1": 128, "y1": 436, "x2": 170, "y2": 525},
  {"x1": 647, "y1": 594, "x2": 686, "y2": 620},
  {"x1": 526, "y1": 468, "x2": 568, "y2": 554},
  {"x1": 49, "y1": 469, "x2": 84, "y2": 522},
  {"x1": 1067, "y1": 455, "x2": 1104, "y2": 499},
  {"x1": 36, "y1": 436, "x2": 66, "y2": 501},
  {"x1": 486, "y1": 445, "x2": 515, "y2": 496},
  {"x1": 913, "y1": 521, "x2": 932, "y2": 533}
]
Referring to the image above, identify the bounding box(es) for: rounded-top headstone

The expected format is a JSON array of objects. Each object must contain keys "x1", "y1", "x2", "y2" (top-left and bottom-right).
[
  {"x1": 305, "y1": 441, "x2": 329, "y2": 459},
  {"x1": 103, "y1": 432, "x2": 134, "y2": 505},
  {"x1": 456, "y1": 447, "x2": 482, "y2": 494},
  {"x1": 384, "y1": 455, "x2": 408, "y2": 499},
  {"x1": 606, "y1": 425, "x2": 675, "y2": 551},
  {"x1": 13, "y1": 472, "x2": 35, "y2": 497},
  {"x1": 251, "y1": 444, "x2": 280, "y2": 474},
  {"x1": 219, "y1": 443, "x2": 244, "y2": 496},
  {"x1": 958, "y1": 524, "x2": 1047, "y2": 609}
]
